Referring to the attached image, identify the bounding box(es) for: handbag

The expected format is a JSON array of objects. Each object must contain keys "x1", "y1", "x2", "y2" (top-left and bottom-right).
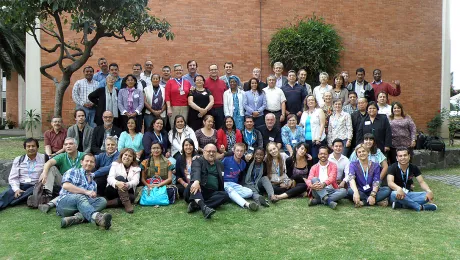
[
  {"x1": 424, "y1": 136, "x2": 445, "y2": 152},
  {"x1": 139, "y1": 186, "x2": 170, "y2": 206}
]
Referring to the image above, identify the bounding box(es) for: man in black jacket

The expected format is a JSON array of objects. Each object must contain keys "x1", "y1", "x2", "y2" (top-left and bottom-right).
[
  {"x1": 347, "y1": 68, "x2": 375, "y2": 102},
  {"x1": 91, "y1": 111, "x2": 122, "y2": 155},
  {"x1": 350, "y1": 97, "x2": 368, "y2": 156},
  {"x1": 184, "y1": 144, "x2": 229, "y2": 219}
]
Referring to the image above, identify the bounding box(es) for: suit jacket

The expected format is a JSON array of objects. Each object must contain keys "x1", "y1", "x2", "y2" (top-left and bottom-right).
[
  {"x1": 67, "y1": 124, "x2": 94, "y2": 153},
  {"x1": 88, "y1": 87, "x2": 119, "y2": 126},
  {"x1": 91, "y1": 125, "x2": 123, "y2": 155},
  {"x1": 191, "y1": 157, "x2": 225, "y2": 191},
  {"x1": 243, "y1": 90, "x2": 267, "y2": 116},
  {"x1": 357, "y1": 114, "x2": 392, "y2": 152}
]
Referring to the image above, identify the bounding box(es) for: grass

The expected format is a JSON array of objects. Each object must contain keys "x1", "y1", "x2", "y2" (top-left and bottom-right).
[
  {"x1": 0, "y1": 138, "x2": 45, "y2": 160},
  {"x1": 1, "y1": 140, "x2": 460, "y2": 259}
]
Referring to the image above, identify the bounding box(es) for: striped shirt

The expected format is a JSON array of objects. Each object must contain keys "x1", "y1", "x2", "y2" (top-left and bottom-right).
[{"x1": 72, "y1": 78, "x2": 99, "y2": 106}]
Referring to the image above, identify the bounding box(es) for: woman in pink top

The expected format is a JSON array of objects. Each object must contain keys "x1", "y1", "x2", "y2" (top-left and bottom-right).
[
  {"x1": 165, "y1": 64, "x2": 192, "y2": 129},
  {"x1": 388, "y1": 102, "x2": 416, "y2": 164}
]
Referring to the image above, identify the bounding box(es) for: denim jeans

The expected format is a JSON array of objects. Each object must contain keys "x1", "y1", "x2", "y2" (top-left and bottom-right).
[
  {"x1": 347, "y1": 186, "x2": 391, "y2": 205},
  {"x1": 389, "y1": 191, "x2": 428, "y2": 211},
  {"x1": 305, "y1": 140, "x2": 326, "y2": 164},
  {"x1": 0, "y1": 183, "x2": 34, "y2": 210},
  {"x1": 78, "y1": 105, "x2": 96, "y2": 128},
  {"x1": 224, "y1": 182, "x2": 253, "y2": 208},
  {"x1": 57, "y1": 194, "x2": 107, "y2": 221},
  {"x1": 310, "y1": 177, "x2": 347, "y2": 203}
]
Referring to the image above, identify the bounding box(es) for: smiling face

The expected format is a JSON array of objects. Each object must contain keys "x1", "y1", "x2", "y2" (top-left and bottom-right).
[
  {"x1": 174, "y1": 66, "x2": 183, "y2": 78},
  {"x1": 151, "y1": 143, "x2": 162, "y2": 157},
  {"x1": 334, "y1": 76, "x2": 343, "y2": 87},
  {"x1": 51, "y1": 117, "x2": 62, "y2": 131},
  {"x1": 333, "y1": 100, "x2": 343, "y2": 112},
  {"x1": 323, "y1": 92, "x2": 332, "y2": 104},
  {"x1": 254, "y1": 149, "x2": 264, "y2": 163},
  {"x1": 153, "y1": 119, "x2": 163, "y2": 133},
  {"x1": 392, "y1": 104, "x2": 402, "y2": 116},
  {"x1": 267, "y1": 76, "x2": 276, "y2": 87},
  {"x1": 229, "y1": 79, "x2": 238, "y2": 90},
  {"x1": 244, "y1": 118, "x2": 254, "y2": 130},
  {"x1": 84, "y1": 67, "x2": 94, "y2": 81},
  {"x1": 356, "y1": 146, "x2": 369, "y2": 161},
  {"x1": 377, "y1": 92, "x2": 387, "y2": 105},
  {"x1": 296, "y1": 144, "x2": 307, "y2": 157},
  {"x1": 319, "y1": 74, "x2": 328, "y2": 84},
  {"x1": 306, "y1": 96, "x2": 317, "y2": 109},
  {"x1": 183, "y1": 140, "x2": 194, "y2": 155},
  {"x1": 367, "y1": 104, "x2": 378, "y2": 117},
  {"x1": 132, "y1": 65, "x2": 142, "y2": 77},
  {"x1": 99, "y1": 59, "x2": 108, "y2": 71},
  {"x1": 363, "y1": 138, "x2": 375, "y2": 149},
  {"x1": 373, "y1": 70, "x2": 381, "y2": 82},
  {"x1": 151, "y1": 75, "x2": 160, "y2": 86},
  {"x1": 317, "y1": 148, "x2": 329, "y2": 163},
  {"x1": 25, "y1": 141, "x2": 38, "y2": 157},
  {"x1": 105, "y1": 139, "x2": 117, "y2": 155},
  {"x1": 233, "y1": 145, "x2": 245, "y2": 159},
  {"x1": 265, "y1": 114, "x2": 275, "y2": 128},
  {"x1": 250, "y1": 79, "x2": 258, "y2": 90},
  {"x1": 357, "y1": 98, "x2": 368, "y2": 112},
  {"x1": 109, "y1": 65, "x2": 119, "y2": 78},
  {"x1": 209, "y1": 65, "x2": 219, "y2": 78},
  {"x1": 175, "y1": 117, "x2": 185, "y2": 129},
  {"x1": 225, "y1": 117, "x2": 234, "y2": 130},
  {"x1": 145, "y1": 61, "x2": 153, "y2": 73},
  {"x1": 268, "y1": 143, "x2": 279, "y2": 157},
  {"x1": 348, "y1": 93, "x2": 357, "y2": 105},
  {"x1": 332, "y1": 141, "x2": 343, "y2": 154},
  {"x1": 203, "y1": 116, "x2": 214, "y2": 129},
  {"x1": 162, "y1": 67, "x2": 171, "y2": 79},
  {"x1": 81, "y1": 155, "x2": 96, "y2": 172},
  {"x1": 106, "y1": 75, "x2": 116, "y2": 86},
  {"x1": 273, "y1": 65, "x2": 283, "y2": 75},
  {"x1": 102, "y1": 111, "x2": 114, "y2": 127},
  {"x1": 127, "y1": 118, "x2": 136, "y2": 131},
  {"x1": 121, "y1": 150, "x2": 134, "y2": 166},
  {"x1": 125, "y1": 75, "x2": 136, "y2": 88},
  {"x1": 287, "y1": 72, "x2": 296, "y2": 84},
  {"x1": 396, "y1": 149, "x2": 410, "y2": 165},
  {"x1": 195, "y1": 76, "x2": 205, "y2": 88},
  {"x1": 298, "y1": 70, "x2": 307, "y2": 83},
  {"x1": 224, "y1": 63, "x2": 233, "y2": 75}
]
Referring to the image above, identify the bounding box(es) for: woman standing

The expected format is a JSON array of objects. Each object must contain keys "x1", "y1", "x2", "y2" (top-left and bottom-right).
[
  {"x1": 187, "y1": 75, "x2": 214, "y2": 131},
  {"x1": 348, "y1": 144, "x2": 391, "y2": 207},
  {"x1": 216, "y1": 116, "x2": 243, "y2": 156},
  {"x1": 389, "y1": 102, "x2": 417, "y2": 164},
  {"x1": 88, "y1": 74, "x2": 120, "y2": 127},
  {"x1": 331, "y1": 73, "x2": 349, "y2": 105},
  {"x1": 174, "y1": 138, "x2": 197, "y2": 197},
  {"x1": 223, "y1": 76, "x2": 245, "y2": 130},
  {"x1": 106, "y1": 148, "x2": 141, "y2": 213},
  {"x1": 300, "y1": 95, "x2": 326, "y2": 163},
  {"x1": 243, "y1": 78, "x2": 267, "y2": 128},
  {"x1": 327, "y1": 99, "x2": 353, "y2": 155},
  {"x1": 118, "y1": 74, "x2": 144, "y2": 132},
  {"x1": 142, "y1": 117, "x2": 169, "y2": 158},
  {"x1": 118, "y1": 118, "x2": 144, "y2": 161},
  {"x1": 263, "y1": 142, "x2": 291, "y2": 199},
  {"x1": 165, "y1": 64, "x2": 192, "y2": 129},
  {"x1": 195, "y1": 115, "x2": 217, "y2": 152},
  {"x1": 144, "y1": 74, "x2": 166, "y2": 130},
  {"x1": 357, "y1": 101, "x2": 392, "y2": 153},
  {"x1": 168, "y1": 115, "x2": 198, "y2": 159},
  {"x1": 377, "y1": 92, "x2": 392, "y2": 117},
  {"x1": 281, "y1": 114, "x2": 305, "y2": 156}
]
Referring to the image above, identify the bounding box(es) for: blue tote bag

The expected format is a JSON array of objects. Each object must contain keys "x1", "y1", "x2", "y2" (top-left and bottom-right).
[{"x1": 139, "y1": 186, "x2": 170, "y2": 206}]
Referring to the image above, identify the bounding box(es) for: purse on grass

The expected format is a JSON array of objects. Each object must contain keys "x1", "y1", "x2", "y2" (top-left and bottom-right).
[{"x1": 139, "y1": 185, "x2": 169, "y2": 206}]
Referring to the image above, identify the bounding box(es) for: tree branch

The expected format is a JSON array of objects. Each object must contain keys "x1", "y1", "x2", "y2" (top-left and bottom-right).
[{"x1": 52, "y1": 11, "x2": 66, "y2": 72}]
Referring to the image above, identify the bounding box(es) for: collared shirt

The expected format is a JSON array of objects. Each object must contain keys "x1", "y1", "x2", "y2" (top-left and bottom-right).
[
  {"x1": 44, "y1": 128, "x2": 67, "y2": 153},
  {"x1": 327, "y1": 112, "x2": 353, "y2": 147},
  {"x1": 281, "y1": 83, "x2": 307, "y2": 115},
  {"x1": 57, "y1": 168, "x2": 97, "y2": 204},
  {"x1": 328, "y1": 153, "x2": 350, "y2": 181},
  {"x1": 343, "y1": 104, "x2": 358, "y2": 115},
  {"x1": 183, "y1": 73, "x2": 200, "y2": 88},
  {"x1": 354, "y1": 81, "x2": 365, "y2": 98},
  {"x1": 318, "y1": 162, "x2": 330, "y2": 187},
  {"x1": 140, "y1": 71, "x2": 153, "y2": 85},
  {"x1": 275, "y1": 76, "x2": 283, "y2": 88},
  {"x1": 98, "y1": 76, "x2": 123, "y2": 90},
  {"x1": 378, "y1": 104, "x2": 391, "y2": 117},
  {"x1": 297, "y1": 81, "x2": 312, "y2": 95},
  {"x1": 93, "y1": 71, "x2": 109, "y2": 82},
  {"x1": 313, "y1": 84, "x2": 332, "y2": 107},
  {"x1": 8, "y1": 153, "x2": 46, "y2": 192},
  {"x1": 263, "y1": 86, "x2": 286, "y2": 112},
  {"x1": 204, "y1": 77, "x2": 226, "y2": 107},
  {"x1": 72, "y1": 78, "x2": 99, "y2": 106},
  {"x1": 53, "y1": 152, "x2": 86, "y2": 174}
]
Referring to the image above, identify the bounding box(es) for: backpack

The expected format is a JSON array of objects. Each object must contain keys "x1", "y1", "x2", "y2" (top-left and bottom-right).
[
  {"x1": 416, "y1": 131, "x2": 427, "y2": 150},
  {"x1": 26, "y1": 182, "x2": 52, "y2": 208},
  {"x1": 424, "y1": 136, "x2": 446, "y2": 152}
]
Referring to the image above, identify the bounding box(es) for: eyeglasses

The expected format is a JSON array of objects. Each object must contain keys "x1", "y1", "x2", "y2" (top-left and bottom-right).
[{"x1": 103, "y1": 116, "x2": 113, "y2": 119}]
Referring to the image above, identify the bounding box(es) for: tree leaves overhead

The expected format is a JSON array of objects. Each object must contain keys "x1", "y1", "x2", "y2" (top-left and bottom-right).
[
  {"x1": 268, "y1": 16, "x2": 343, "y2": 85},
  {"x1": 0, "y1": 21, "x2": 25, "y2": 79}
]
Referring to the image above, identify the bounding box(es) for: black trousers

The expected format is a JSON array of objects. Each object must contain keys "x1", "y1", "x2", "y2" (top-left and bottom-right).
[
  {"x1": 184, "y1": 185, "x2": 229, "y2": 209},
  {"x1": 94, "y1": 176, "x2": 108, "y2": 197},
  {"x1": 271, "y1": 183, "x2": 307, "y2": 197},
  {"x1": 211, "y1": 107, "x2": 225, "y2": 130},
  {"x1": 105, "y1": 176, "x2": 134, "y2": 200}
]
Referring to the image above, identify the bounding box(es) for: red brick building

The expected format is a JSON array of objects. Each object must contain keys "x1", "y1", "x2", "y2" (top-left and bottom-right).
[{"x1": 8, "y1": 0, "x2": 443, "y2": 131}]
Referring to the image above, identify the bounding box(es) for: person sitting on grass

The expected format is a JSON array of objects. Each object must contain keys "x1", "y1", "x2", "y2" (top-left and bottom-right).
[
  {"x1": 306, "y1": 146, "x2": 347, "y2": 209},
  {"x1": 38, "y1": 137, "x2": 86, "y2": 214},
  {"x1": 241, "y1": 148, "x2": 271, "y2": 207},
  {"x1": 222, "y1": 143, "x2": 259, "y2": 211},
  {"x1": 387, "y1": 148, "x2": 437, "y2": 211},
  {"x1": 93, "y1": 136, "x2": 120, "y2": 197},
  {"x1": 184, "y1": 144, "x2": 230, "y2": 219},
  {"x1": 0, "y1": 138, "x2": 47, "y2": 210},
  {"x1": 347, "y1": 144, "x2": 391, "y2": 207},
  {"x1": 56, "y1": 153, "x2": 112, "y2": 230}
]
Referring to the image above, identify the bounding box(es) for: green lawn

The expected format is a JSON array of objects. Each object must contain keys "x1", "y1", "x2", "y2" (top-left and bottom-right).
[
  {"x1": 1, "y1": 140, "x2": 460, "y2": 259},
  {"x1": 0, "y1": 138, "x2": 45, "y2": 160}
]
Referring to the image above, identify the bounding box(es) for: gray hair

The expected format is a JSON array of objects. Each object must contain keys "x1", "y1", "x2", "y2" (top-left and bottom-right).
[
  {"x1": 105, "y1": 136, "x2": 118, "y2": 146},
  {"x1": 319, "y1": 72, "x2": 329, "y2": 79},
  {"x1": 273, "y1": 62, "x2": 284, "y2": 68},
  {"x1": 64, "y1": 137, "x2": 78, "y2": 146}
]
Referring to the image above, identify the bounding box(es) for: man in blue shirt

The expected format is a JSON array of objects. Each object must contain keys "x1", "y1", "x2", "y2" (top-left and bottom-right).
[
  {"x1": 182, "y1": 60, "x2": 200, "y2": 87},
  {"x1": 222, "y1": 143, "x2": 258, "y2": 211},
  {"x1": 56, "y1": 153, "x2": 112, "y2": 229},
  {"x1": 93, "y1": 136, "x2": 120, "y2": 196},
  {"x1": 98, "y1": 63, "x2": 123, "y2": 89},
  {"x1": 93, "y1": 57, "x2": 109, "y2": 82}
]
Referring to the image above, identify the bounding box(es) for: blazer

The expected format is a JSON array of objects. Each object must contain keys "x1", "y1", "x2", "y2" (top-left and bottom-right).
[
  {"x1": 118, "y1": 88, "x2": 144, "y2": 115},
  {"x1": 87, "y1": 87, "x2": 119, "y2": 126},
  {"x1": 306, "y1": 162, "x2": 339, "y2": 189},
  {"x1": 67, "y1": 124, "x2": 94, "y2": 153},
  {"x1": 191, "y1": 157, "x2": 225, "y2": 191},
  {"x1": 90, "y1": 125, "x2": 123, "y2": 155},
  {"x1": 223, "y1": 88, "x2": 245, "y2": 117},
  {"x1": 243, "y1": 90, "x2": 267, "y2": 116}
]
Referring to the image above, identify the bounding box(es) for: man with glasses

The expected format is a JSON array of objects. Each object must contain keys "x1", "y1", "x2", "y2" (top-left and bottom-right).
[
  {"x1": 184, "y1": 144, "x2": 229, "y2": 219},
  {"x1": 165, "y1": 64, "x2": 192, "y2": 128},
  {"x1": 44, "y1": 116, "x2": 67, "y2": 158},
  {"x1": 91, "y1": 111, "x2": 122, "y2": 155},
  {"x1": 140, "y1": 60, "x2": 154, "y2": 84}
]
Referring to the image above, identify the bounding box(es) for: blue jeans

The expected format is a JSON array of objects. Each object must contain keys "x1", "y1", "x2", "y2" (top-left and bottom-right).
[
  {"x1": 78, "y1": 106, "x2": 96, "y2": 128},
  {"x1": 310, "y1": 178, "x2": 347, "y2": 203},
  {"x1": 224, "y1": 182, "x2": 253, "y2": 208},
  {"x1": 57, "y1": 194, "x2": 107, "y2": 221},
  {"x1": 347, "y1": 186, "x2": 391, "y2": 205},
  {"x1": 390, "y1": 191, "x2": 428, "y2": 211},
  {"x1": 0, "y1": 184, "x2": 34, "y2": 210}
]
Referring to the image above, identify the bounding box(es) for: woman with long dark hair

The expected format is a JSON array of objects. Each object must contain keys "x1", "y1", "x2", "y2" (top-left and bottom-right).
[
  {"x1": 118, "y1": 74, "x2": 144, "y2": 132},
  {"x1": 142, "y1": 117, "x2": 169, "y2": 158},
  {"x1": 388, "y1": 102, "x2": 416, "y2": 164},
  {"x1": 331, "y1": 73, "x2": 349, "y2": 105},
  {"x1": 174, "y1": 138, "x2": 198, "y2": 197},
  {"x1": 243, "y1": 78, "x2": 267, "y2": 128},
  {"x1": 168, "y1": 115, "x2": 198, "y2": 159}
]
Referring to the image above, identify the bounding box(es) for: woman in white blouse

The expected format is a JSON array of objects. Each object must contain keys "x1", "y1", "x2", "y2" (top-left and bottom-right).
[
  {"x1": 299, "y1": 95, "x2": 326, "y2": 163},
  {"x1": 168, "y1": 115, "x2": 198, "y2": 159},
  {"x1": 223, "y1": 76, "x2": 245, "y2": 130},
  {"x1": 327, "y1": 99, "x2": 353, "y2": 155}
]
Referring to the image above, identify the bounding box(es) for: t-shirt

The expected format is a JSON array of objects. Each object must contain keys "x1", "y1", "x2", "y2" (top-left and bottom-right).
[
  {"x1": 257, "y1": 125, "x2": 282, "y2": 148},
  {"x1": 222, "y1": 156, "x2": 246, "y2": 183},
  {"x1": 53, "y1": 152, "x2": 86, "y2": 174},
  {"x1": 387, "y1": 163, "x2": 421, "y2": 191},
  {"x1": 205, "y1": 164, "x2": 219, "y2": 191}
]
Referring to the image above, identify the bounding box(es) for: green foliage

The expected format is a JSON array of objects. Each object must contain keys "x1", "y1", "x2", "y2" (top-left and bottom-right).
[
  {"x1": 0, "y1": 21, "x2": 25, "y2": 79},
  {"x1": 427, "y1": 108, "x2": 449, "y2": 136},
  {"x1": 22, "y1": 109, "x2": 41, "y2": 138},
  {"x1": 268, "y1": 16, "x2": 343, "y2": 84}
]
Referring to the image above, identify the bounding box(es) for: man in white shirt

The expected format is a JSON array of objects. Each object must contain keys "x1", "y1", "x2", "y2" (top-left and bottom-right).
[
  {"x1": 328, "y1": 139, "x2": 350, "y2": 189},
  {"x1": 263, "y1": 75, "x2": 286, "y2": 129},
  {"x1": 346, "y1": 68, "x2": 375, "y2": 102},
  {"x1": 72, "y1": 66, "x2": 99, "y2": 127},
  {"x1": 140, "y1": 60, "x2": 154, "y2": 84}
]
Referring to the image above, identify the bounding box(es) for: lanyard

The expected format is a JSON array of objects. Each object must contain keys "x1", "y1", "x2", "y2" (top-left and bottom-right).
[
  {"x1": 153, "y1": 87, "x2": 161, "y2": 97},
  {"x1": 27, "y1": 160, "x2": 36, "y2": 176},
  {"x1": 359, "y1": 160, "x2": 369, "y2": 182},
  {"x1": 244, "y1": 129, "x2": 255, "y2": 146},
  {"x1": 398, "y1": 163, "x2": 409, "y2": 188},
  {"x1": 273, "y1": 161, "x2": 280, "y2": 176},
  {"x1": 253, "y1": 165, "x2": 261, "y2": 184},
  {"x1": 175, "y1": 78, "x2": 183, "y2": 91},
  {"x1": 66, "y1": 152, "x2": 81, "y2": 168},
  {"x1": 154, "y1": 132, "x2": 163, "y2": 143}
]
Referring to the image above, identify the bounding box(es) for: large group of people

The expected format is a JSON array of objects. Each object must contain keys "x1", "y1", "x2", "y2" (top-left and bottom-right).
[{"x1": 0, "y1": 60, "x2": 436, "y2": 231}]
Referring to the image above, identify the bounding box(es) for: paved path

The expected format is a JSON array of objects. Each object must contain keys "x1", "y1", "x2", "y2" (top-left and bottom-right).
[
  {"x1": 0, "y1": 129, "x2": 25, "y2": 137},
  {"x1": 424, "y1": 175, "x2": 460, "y2": 188}
]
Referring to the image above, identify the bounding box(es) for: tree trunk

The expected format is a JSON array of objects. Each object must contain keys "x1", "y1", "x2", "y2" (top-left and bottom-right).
[{"x1": 54, "y1": 76, "x2": 71, "y2": 117}]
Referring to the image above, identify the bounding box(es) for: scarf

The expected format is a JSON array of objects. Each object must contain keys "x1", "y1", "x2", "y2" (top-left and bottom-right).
[
  {"x1": 127, "y1": 88, "x2": 135, "y2": 113},
  {"x1": 105, "y1": 87, "x2": 118, "y2": 118},
  {"x1": 245, "y1": 161, "x2": 264, "y2": 188},
  {"x1": 147, "y1": 155, "x2": 170, "y2": 180}
]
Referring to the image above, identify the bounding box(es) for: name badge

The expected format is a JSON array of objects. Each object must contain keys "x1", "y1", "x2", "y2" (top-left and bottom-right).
[
  {"x1": 202, "y1": 92, "x2": 208, "y2": 95},
  {"x1": 222, "y1": 172, "x2": 225, "y2": 176},
  {"x1": 269, "y1": 137, "x2": 275, "y2": 141},
  {"x1": 292, "y1": 140, "x2": 298, "y2": 144},
  {"x1": 365, "y1": 121, "x2": 371, "y2": 125},
  {"x1": 153, "y1": 98, "x2": 159, "y2": 104},
  {"x1": 363, "y1": 184, "x2": 370, "y2": 191},
  {"x1": 134, "y1": 94, "x2": 139, "y2": 98},
  {"x1": 249, "y1": 147, "x2": 254, "y2": 151},
  {"x1": 180, "y1": 90, "x2": 186, "y2": 95},
  {"x1": 24, "y1": 177, "x2": 32, "y2": 183},
  {"x1": 402, "y1": 188, "x2": 409, "y2": 194}
]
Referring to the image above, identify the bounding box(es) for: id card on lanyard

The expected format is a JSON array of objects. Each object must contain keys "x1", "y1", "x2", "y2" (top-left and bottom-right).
[
  {"x1": 67, "y1": 152, "x2": 81, "y2": 169},
  {"x1": 175, "y1": 78, "x2": 185, "y2": 95},
  {"x1": 244, "y1": 130, "x2": 255, "y2": 146},
  {"x1": 359, "y1": 161, "x2": 371, "y2": 191},
  {"x1": 398, "y1": 163, "x2": 410, "y2": 194},
  {"x1": 153, "y1": 88, "x2": 161, "y2": 104},
  {"x1": 25, "y1": 160, "x2": 36, "y2": 183}
]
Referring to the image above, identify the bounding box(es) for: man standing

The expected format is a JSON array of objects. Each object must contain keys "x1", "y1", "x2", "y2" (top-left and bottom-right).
[
  {"x1": 243, "y1": 68, "x2": 267, "y2": 91},
  {"x1": 0, "y1": 138, "x2": 47, "y2": 210},
  {"x1": 257, "y1": 113, "x2": 282, "y2": 150},
  {"x1": 342, "y1": 91, "x2": 358, "y2": 115},
  {"x1": 306, "y1": 146, "x2": 347, "y2": 209},
  {"x1": 184, "y1": 144, "x2": 230, "y2": 219},
  {"x1": 220, "y1": 62, "x2": 241, "y2": 89},
  {"x1": 182, "y1": 60, "x2": 200, "y2": 87},
  {"x1": 72, "y1": 66, "x2": 99, "y2": 127},
  {"x1": 328, "y1": 139, "x2": 350, "y2": 189},
  {"x1": 160, "y1": 65, "x2": 171, "y2": 88},
  {"x1": 56, "y1": 153, "x2": 112, "y2": 229},
  {"x1": 140, "y1": 60, "x2": 154, "y2": 84},
  {"x1": 132, "y1": 63, "x2": 148, "y2": 90},
  {"x1": 93, "y1": 58, "x2": 109, "y2": 82},
  {"x1": 44, "y1": 116, "x2": 67, "y2": 157},
  {"x1": 281, "y1": 70, "x2": 307, "y2": 122},
  {"x1": 38, "y1": 137, "x2": 86, "y2": 213},
  {"x1": 350, "y1": 97, "x2": 368, "y2": 154},
  {"x1": 93, "y1": 136, "x2": 120, "y2": 196},
  {"x1": 346, "y1": 68, "x2": 375, "y2": 102},
  {"x1": 67, "y1": 109, "x2": 93, "y2": 153},
  {"x1": 267, "y1": 62, "x2": 287, "y2": 88},
  {"x1": 204, "y1": 64, "x2": 227, "y2": 130},
  {"x1": 91, "y1": 111, "x2": 122, "y2": 155},
  {"x1": 263, "y1": 75, "x2": 286, "y2": 129},
  {"x1": 98, "y1": 63, "x2": 123, "y2": 89},
  {"x1": 297, "y1": 69, "x2": 312, "y2": 95},
  {"x1": 387, "y1": 148, "x2": 437, "y2": 211},
  {"x1": 371, "y1": 69, "x2": 401, "y2": 102}
]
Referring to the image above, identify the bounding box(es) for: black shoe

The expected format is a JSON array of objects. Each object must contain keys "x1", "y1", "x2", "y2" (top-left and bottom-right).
[
  {"x1": 187, "y1": 201, "x2": 200, "y2": 213},
  {"x1": 202, "y1": 206, "x2": 216, "y2": 219},
  {"x1": 247, "y1": 202, "x2": 259, "y2": 211},
  {"x1": 258, "y1": 196, "x2": 270, "y2": 207}
]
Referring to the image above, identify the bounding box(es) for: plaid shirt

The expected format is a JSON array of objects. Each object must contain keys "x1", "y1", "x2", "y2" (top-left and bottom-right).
[
  {"x1": 72, "y1": 78, "x2": 99, "y2": 106},
  {"x1": 343, "y1": 104, "x2": 358, "y2": 115},
  {"x1": 57, "y1": 168, "x2": 97, "y2": 204}
]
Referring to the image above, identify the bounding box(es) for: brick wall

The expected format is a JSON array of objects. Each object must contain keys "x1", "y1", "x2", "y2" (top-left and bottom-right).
[
  {"x1": 40, "y1": 0, "x2": 442, "y2": 131},
  {"x1": 6, "y1": 72, "x2": 19, "y2": 127}
]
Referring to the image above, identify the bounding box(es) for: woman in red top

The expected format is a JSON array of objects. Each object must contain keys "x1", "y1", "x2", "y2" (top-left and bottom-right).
[
  {"x1": 165, "y1": 64, "x2": 192, "y2": 129},
  {"x1": 216, "y1": 116, "x2": 242, "y2": 159}
]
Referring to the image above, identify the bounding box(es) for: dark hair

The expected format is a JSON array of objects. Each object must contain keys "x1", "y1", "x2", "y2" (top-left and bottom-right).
[
  {"x1": 179, "y1": 138, "x2": 197, "y2": 170},
  {"x1": 133, "y1": 63, "x2": 142, "y2": 70},
  {"x1": 97, "y1": 57, "x2": 107, "y2": 65},
  {"x1": 356, "y1": 68, "x2": 365, "y2": 75},
  {"x1": 173, "y1": 115, "x2": 187, "y2": 138},
  {"x1": 333, "y1": 73, "x2": 345, "y2": 89},
  {"x1": 224, "y1": 62, "x2": 233, "y2": 68},
  {"x1": 377, "y1": 91, "x2": 388, "y2": 101},
  {"x1": 396, "y1": 147, "x2": 410, "y2": 154},
  {"x1": 390, "y1": 101, "x2": 406, "y2": 120},
  {"x1": 318, "y1": 146, "x2": 329, "y2": 153},
  {"x1": 222, "y1": 116, "x2": 236, "y2": 132},
  {"x1": 348, "y1": 91, "x2": 358, "y2": 98},
  {"x1": 117, "y1": 148, "x2": 138, "y2": 166},
  {"x1": 332, "y1": 138, "x2": 343, "y2": 146},
  {"x1": 83, "y1": 66, "x2": 94, "y2": 73},
  {"x1": 363, "y1": 133, "x2": 377, "y2": 154},
  {"x1": 187, "y1": 60, "x2": 198, "y2": 68},
  {"x1": 244, "y1": 115, "x2": 254, "y2": 123},
  {"x1": 373, "y1": 69, "x2": 381, "y2": 75},
  {"x1": 297, "y1": 69, "x2": 307, "y2": 77},
  {"x1": 194, "y1": 75, "x2": 206, "y2": 84},
  {"x1": 202, "y1": 114, "x2": 214, "y2": 128},
  {"x1": 162, "y1": 65, "x2": 171, "y2": 71},
  {"x1": 292, "y1": 142, "x2": 309, "y2": 165},
  {"x1": 74, "y1": 108, "x2": 86, "y2": 118},
  {"x1": 126, "y1": 117, "x2": 141, "y2": 134},
  {"x1": 82, "y1": 153, "x2": 95, "y2": 161},
  {"x1": 248, "y1": 78, "x2": 263, "y2": 94},
  {"x1": 109, "y1": 63, "x2": 119, "y2": 69},
  {"x1": 148, "y1": 116, "x2": 164, "y2": 132},
  {"x1": 367, "y1": 101, "x2": 379, "y2": 111},
  {"x1": 286, "y1": 114, "x2": 297, "y2": 123},
  {"x1": 288, "y1": 69, "x2": 297, "y2": 76},
  {"x1": 23, "y1": 138, "x2": 39, "y2": 149},
  {"x1": 149, "y1": 141, "x2": 163, "y2": 155},
  {"x1": 51, "y1": 116, "x2": 62, "y2": 122},
  {"x1": 121, "y1": 74, "x2": 138, "y2": 89}
]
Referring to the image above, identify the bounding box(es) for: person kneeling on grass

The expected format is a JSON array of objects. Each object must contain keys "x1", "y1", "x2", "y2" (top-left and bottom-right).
[
  {"x1": 184, "y1": 144, "x2": 229, "y2": 219},
  {"x1": 347, "y1": 144, "x2": 391, "y2": 207},
  {"x1": 56, "y1": 153, "x2": 112, "y2": 229},
  {"x1": 387, "y1": 148, "x2": 437, "y2": 211},
  {"x1": 306, "y1": 146, "x2": 347, "y2": 209}
]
